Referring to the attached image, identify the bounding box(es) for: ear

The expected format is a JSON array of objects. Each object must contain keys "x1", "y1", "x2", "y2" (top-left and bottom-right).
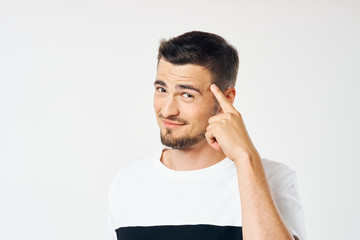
[
  {"x1": 217, "y1": 87, "x2": 236, "y2": 114},
  {"x1": 223, "y1": 87, "x2": 236, "y2": 105}
]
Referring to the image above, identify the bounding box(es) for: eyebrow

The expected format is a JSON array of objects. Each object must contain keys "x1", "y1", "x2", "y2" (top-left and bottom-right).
[{"x1": 154, "y1": 80, "x2": 202, "y2": 95}]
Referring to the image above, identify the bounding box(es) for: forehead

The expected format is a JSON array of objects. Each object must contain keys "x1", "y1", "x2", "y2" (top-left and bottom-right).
[{"x1": 156, "y1": 58, "x2": 212, "y2": 89}]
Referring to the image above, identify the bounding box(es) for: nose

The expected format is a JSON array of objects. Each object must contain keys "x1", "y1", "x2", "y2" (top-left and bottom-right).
[{"x1": 162, "y1": 96, "x2": 180, "y2": 118}]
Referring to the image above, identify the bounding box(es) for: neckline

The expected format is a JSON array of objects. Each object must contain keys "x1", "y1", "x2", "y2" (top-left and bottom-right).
[{"x1": 154, "y1": 147, "x2": 234, "y2": 179}]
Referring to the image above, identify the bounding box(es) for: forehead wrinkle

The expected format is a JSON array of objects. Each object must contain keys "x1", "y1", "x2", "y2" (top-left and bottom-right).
[
  {"x1": 171, "y1": 72, "x2": 211, "y2": 92},
  {"x1": 168, "y1": 70, "x2": 198, "y2": 80},
  {"x1": 158, "y1": 72, "x2": 202, "y2": 89},
  {"x1": 156, "y1": 60, "x2": 212, "y2": 94}
]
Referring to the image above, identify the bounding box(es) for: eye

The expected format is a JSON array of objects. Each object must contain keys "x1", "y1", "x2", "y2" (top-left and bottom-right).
[
  {"x1": 156, "y1": 87, "x2": 166, "y2": 93},
  {"x1": 182, "y1": 92, "x2": 193, "y2": 98}
]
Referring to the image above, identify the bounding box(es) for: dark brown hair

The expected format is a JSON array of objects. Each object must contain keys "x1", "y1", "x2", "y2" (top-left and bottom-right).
[{"x1": 157, "y1": 31, "x2": 239, "y2": 91}]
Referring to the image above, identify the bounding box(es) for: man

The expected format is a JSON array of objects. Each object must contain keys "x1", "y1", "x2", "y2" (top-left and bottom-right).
[{"x1": 107, "y1": 31, "x2": 306, "y2": 240}]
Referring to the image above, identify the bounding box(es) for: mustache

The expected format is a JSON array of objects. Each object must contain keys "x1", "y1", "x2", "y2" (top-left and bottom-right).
[{"x1": 158, "y1": 114, "x2": 188, "y2": 124}]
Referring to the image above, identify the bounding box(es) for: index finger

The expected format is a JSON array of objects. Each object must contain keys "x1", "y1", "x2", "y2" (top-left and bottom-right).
[{"x1": 210, "y1": 83, "x2": 236, "y2": 113}]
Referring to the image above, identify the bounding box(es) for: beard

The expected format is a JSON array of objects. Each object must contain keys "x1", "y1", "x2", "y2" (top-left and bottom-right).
[
  {"x1": 159, "y1": 100, "x2": 220, "y2": 150},
  {"x1": 160, "y1": 128, "x2": 206, "y2": 150}
]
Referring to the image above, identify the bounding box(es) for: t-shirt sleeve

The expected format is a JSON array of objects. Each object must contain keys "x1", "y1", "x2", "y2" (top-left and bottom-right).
[
  {"x1": 269, "y1": 166, "x2": 306, "y2": 240},
  {"x1": 106, "y1": 175, "x2": 118, "y2": 240},
  {"x1": 106, "y1": 206, "x2": 117, "y2": 240}
]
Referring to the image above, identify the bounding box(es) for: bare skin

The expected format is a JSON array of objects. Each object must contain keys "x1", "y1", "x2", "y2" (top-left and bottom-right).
[
  {"x1": 208, "y1": 84, "x2": 295, "y2": 240},
  {"x1": 154, "y1": 58, "x2": 229, "y2": 170},
  {"x1": 154, "y1": 58, "x2": 297, "y2": 240}
]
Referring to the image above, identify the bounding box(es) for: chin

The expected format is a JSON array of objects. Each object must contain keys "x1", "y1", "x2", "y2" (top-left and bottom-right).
[{"x1": 160, "y1": 129, "x2": 206, "y2": 150}]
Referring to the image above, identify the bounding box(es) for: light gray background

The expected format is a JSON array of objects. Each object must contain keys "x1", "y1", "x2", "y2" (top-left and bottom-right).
[{"x1": 1, "y1": 0, "x2": 359, "y2": 239}]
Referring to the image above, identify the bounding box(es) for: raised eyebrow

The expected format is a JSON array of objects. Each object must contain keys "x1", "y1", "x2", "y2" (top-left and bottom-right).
[
  {"x1": 154, "y1": 80, "x2": 166, "y2": 87},
  {"x1": 176, "y1": 84, "x2": 202, "y2": 95}
]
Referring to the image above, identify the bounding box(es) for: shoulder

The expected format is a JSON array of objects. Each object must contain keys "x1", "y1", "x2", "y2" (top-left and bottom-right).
[
  {"x1": 109, "y1": 150, "x2": 159, "y2": 187},
  {"x1": 261, "y1": 158, "x2": 305, "y2": 240},
  {"x1": 260, "y1": 157, "x2": 297, "y2": 191},
  {"x1": 113, "y1": 153, "x2": 154, "y2": 178},
  {"x1": 261, "y1": 157, "x2": 295, "y2": 175}
]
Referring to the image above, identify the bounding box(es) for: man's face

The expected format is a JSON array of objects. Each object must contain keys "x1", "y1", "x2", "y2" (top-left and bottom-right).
[{"x1": 153, "y1": 58, "x2": 220, "y2": 150}]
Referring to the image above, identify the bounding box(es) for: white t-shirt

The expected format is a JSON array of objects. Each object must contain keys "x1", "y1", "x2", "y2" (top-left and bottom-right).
[{"x1": 107, "y1": 148, "x2": 306, "y2": 240}]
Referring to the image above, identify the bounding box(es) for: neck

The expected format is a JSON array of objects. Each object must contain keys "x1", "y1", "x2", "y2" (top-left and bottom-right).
[{"x1": 161, "y1": 139, "x2": 227, "y2": 171}]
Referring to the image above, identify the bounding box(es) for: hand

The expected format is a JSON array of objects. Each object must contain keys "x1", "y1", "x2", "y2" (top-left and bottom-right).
[{"x1": 205, "y1": 84, "x2": 260, "y2": 161}]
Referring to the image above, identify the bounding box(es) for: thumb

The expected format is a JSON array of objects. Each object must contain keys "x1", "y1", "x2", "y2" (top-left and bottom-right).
[{"x1": 207, "y1": 138, "x2": 222, "y2": 151}]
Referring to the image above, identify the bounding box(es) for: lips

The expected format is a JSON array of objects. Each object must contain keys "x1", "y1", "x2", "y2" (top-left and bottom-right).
[{"x1": 162, "y1": 119, "x2": 186, "y2": 128}]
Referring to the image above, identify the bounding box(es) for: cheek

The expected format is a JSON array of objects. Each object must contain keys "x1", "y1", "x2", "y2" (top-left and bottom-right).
[
  {"x1": 153, "y1": 97, "x2": 161, "y2": 113},
  {"x1": 183, "y1": 104, "x2": 212, "y2": 125}
]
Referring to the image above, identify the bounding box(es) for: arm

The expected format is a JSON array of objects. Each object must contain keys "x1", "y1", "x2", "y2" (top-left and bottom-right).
[
  {"x1": 233, "y1": 152, "x2": 295, "y2": 240},
  {"x1": 206, "y1": 84, "x2": 301, "y2": 239}
]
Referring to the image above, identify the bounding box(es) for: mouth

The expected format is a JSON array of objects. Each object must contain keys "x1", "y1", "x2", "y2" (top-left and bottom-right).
[{"x1": 162, "y1": 119, "x2": 186, "y2": 129}]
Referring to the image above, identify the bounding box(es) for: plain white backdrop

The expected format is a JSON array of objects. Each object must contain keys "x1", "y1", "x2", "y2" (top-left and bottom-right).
[{"x1": 1, "y1": 0, "x2": 359, "y2": 239}]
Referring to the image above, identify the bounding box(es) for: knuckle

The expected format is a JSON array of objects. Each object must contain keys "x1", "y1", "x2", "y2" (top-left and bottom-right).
[{"x1": 220, "y1": 119, "x2": 227, "y2": 124}]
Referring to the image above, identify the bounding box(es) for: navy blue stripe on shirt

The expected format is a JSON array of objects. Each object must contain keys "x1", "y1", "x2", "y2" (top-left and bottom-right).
[{"x1": 116, "y1": 224, "x2": 242, "y2": 240}]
